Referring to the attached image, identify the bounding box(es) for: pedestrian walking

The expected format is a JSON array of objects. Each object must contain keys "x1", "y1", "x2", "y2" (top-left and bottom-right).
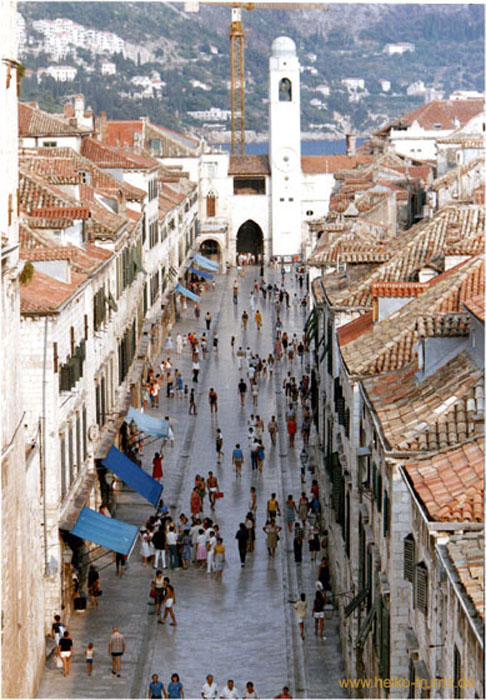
[
  {"x1": 58, "y1": 630, "x2": 73, "y2": 677},
  {"x1": 263, "y1": 519, "x2": 281, "y2": 558},
  {"x1": 245, "y1": 511, "x2": 256, "y2": 552},
  {"x1": 235, "y1": 522, "x2": 249, "y2": 567},
  {"x1": 308, "y1": 525, "x2": 321, "y2": 562},
  {"x1": 313, "y1": 589, "x2": 327, "y2": 638},
  {"x1": 205, "y1": 312, "x2": 211, "y2": 330},
  {"x1": 168, "y1": 673, "x2": 185, "y2": 698},
  {"x1": 84, "y1": 642, "x2": 94, "y2": 676},
  {"x1": 255, "y1": 309, "x2": 262, "y2": 330},
  {"x1": 116, "y1": 552, "x2": 127, "y2": 577},
  {"x1": 192, "y1": 359, "x2": 200, "y2": 383},
  {"x1": 152, "y1": 452, "x2": 164, "y2": 482},
  {"x1": 241, "y1": 310, "x2": 249, "y2": 330},
  {"x1": 152, "y1": 570, "x2": 166, "y2": 615},
  {"x1": 149, "y1": 673, "x2": 167, "y2": 698},
  {"x1": 201, "y1": 674, "x2": 219, "y2": 698},
  {"x1": 284, "y1": 495, "x2": 297, "y2": 532},
  {"x1": 206, "y1": 529, "x2": 217, "y2": 573},
  {"x1": 213, "y1": 333, "x2": 219, "y2": 352},
  {"x1": 238, "y1": 378, "x2": 247, "y2": 405},
  {"x1": 267, "y1": 493, "x2": 281, "y2": 520},
  {"x1": 268, "y1": 416, "x2": 279, "y2": 445},
  {"x1": 213, "y1": 537, "x2": 226, "y2": 581},
  {"x1": 195, "y1": 304, "x2": 201, "y2": 321},
  {"x1": 108, "y1": 627, "x2": 125, "y2": 677},
  {"x1": 190, "y1": 487, "x2": 202, "y2": 518},
  {"x1": 252, "y1": 383, "x2": 259, "y2": 407},
  {"x1": 232, "y1": 444, "x2": 244, "y2": 477},
  {"x1": 221, "y1": 680, "x2": 240, "y2": 698},
  {"x1": 176, "y1": 333, "x2": 183, "y2": 354},
  {"x1": 293, "y1": 593, "x2": 307, "y2": 640},
  {"x1": 51, "y1": 614, "x2": 65, "y2": 648},
  {"x1": 249, "y1": 486, "x2": 257, "y2": 514},
  {"x1": 188, "y1": 388, "x2": 197, "y2": 415},
  {"x1": 196, "y1": 528, "x2": 207, "y2": 566},
  {"x1": 212, "y1": 430, "x2": 223, "y2": 465},
  {"x1": 167, "y1": 526, "x2": 178, "y2": 569},
  {"x1": 293, "y1": 522, "x2": 304, "y2": 563},
  {"x1": 287, "y1": 416, "x2": 297, "y2": 447},
  {"x1": 297, "y1": 493, "x2": 309, "y2": 528},
  {"x1": 317, "y1": 557, "x2": 331, "y2": 592},
  {"x1": 249, "y1": 438, "x2": 259, "y2": 471},
  {"x1": 208, "y1": 387, "x2": 218, "y2": 413},
  {"x1": 231, "y1": 336, "x2": 235, "y2": 350},
  {"x1": 158, "y1": 577, "x2": 177, "y2": 625},
  {"x1": 236, "y1": 346, "x2": 245, "y2": 369},
  {"x1": 243, "y1": 681, "x2": 259, "y2": 698},
  {"x1": 207, "y1": 472, "x2": 219, "y2": 510}
]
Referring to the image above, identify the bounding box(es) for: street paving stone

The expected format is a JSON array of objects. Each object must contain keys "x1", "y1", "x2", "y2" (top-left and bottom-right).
[{"x1": 37, "y1": 267, "x2": 346, "y2": 699}]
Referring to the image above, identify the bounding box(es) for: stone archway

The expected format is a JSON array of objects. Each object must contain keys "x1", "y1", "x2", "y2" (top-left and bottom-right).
[
  {"x1": 236, "y1": 220, "x2": 264, "y2": 264},
  {"x1": 199, "y1": 238, "x2": 221, "y2": 262}
]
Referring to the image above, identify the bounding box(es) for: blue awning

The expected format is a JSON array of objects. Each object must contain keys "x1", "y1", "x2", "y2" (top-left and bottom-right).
[
  {"x1": 125, "y1": 407, "x2": 169, "y2": 439},
  {"x1": 189, "y1": 266, "x2": 214, "y2": 280},
  {"x1": 102, "y1": 446, "x2": 163, "y2": 506},
  {"x1": 194, "y1": 252, "x2": 219, "y2": 272},
  {"x1": 175, "y1": 283, "x2": 200, "y2": 303},
  {"x1": 70, "y1": 506, "x2": 139, "y2": 556}
]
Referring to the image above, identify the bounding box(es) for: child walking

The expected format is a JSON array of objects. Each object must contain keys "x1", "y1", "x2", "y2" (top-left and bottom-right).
[{"x1": 85, "y1": 642, "x2": 94, "y2": 676}]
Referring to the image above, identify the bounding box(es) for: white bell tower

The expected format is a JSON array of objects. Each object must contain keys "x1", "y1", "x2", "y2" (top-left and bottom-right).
[{"x1": 269, "y1": 36, "x2": 302, "y2": 257}]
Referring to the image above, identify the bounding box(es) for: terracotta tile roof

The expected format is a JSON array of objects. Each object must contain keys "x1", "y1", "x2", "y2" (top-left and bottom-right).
[
  {"x1": 20, "y1": 267, "x2": 87, "y2": 313},
  {"x1": 463, "y1": 295, "x2": 485, "y2": 322},
  {"x1": 228, "y1": 155, "x2": 270, "y2": 176},
  {"x1": 337, "y1": 310, "x2": 373, "y2": 346},
  {"x1": 364, "y1": 351, "x2": 484, "y2": 452},
  {"x1": 149, "y1": 122, "x2": 199, "y2": 149},
  {"x1": 19, "y1": 221, "x2": 54, "y2": 249},
  {"x1": 30, "y1": 206, "x2": 90, "y2": 220},
  {"x1": 446, "y1": 532, "x2": 485, "y2": 620},
  {"x1": 20, "y1": 241, "x2": 112, "y2": 276},
  {"x1": 405, "y1": 439, "x2": 484, "y2": 523},
  {"x1": 21, "y1": 148, "x2": 146, "y2": 201},
  {"x1": 301, "y1": 154, "x2": 372, "y2": 174},
  {"x1": 380, "y1": 99, "x2": 484, "y2": 132},
  {"x1": 81, "y1": 137, "x2": 159, "y2": 170},
  {"x1": 160, "y1": 184, "x2": 185, "y2": 203},
  {"x1": 19, "y1": 167, "x2": 76, "y2": 213},
  {"x1": 371, "y1": 281, "x2": 429, "y2": 298},
  {"x1": 341, "y1": 255, "x2": 484, "y2": 376},
  {"x1": 309, "y1": 218, "x2": 393, "y2": 265},
  {"x1": 415, "y1": 313, "x2": 470, "y2": 337},
  {"x1": 105, "y1": 119, "x2": 199, "y2": 153},
  {"x1": 18, "y1": 102, "x2": 86, "y2": 137},
  {"x1": 329, "y1": 204, "x2": 485, "y2": 308}
]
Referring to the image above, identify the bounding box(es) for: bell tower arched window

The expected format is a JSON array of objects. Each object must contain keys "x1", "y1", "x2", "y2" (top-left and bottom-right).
[{"x1": 279, "y1": 78, "x2": 292, "y2": 102}]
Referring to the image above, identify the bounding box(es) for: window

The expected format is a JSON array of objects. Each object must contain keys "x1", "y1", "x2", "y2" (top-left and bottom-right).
[
  {"x1": 42, "y1": 141, "x2": 57, "y2": 148},
  {"x1": 93, "y1": 286, "x2": 107, "y2": 331},
  {"x1": 404, "y1": 535, "x2": 415, "y2": 582},
  {"x1": 279, "y1": 77, "x2": 292, "y2": 101},
  {"x1": 101, "y1": 375, "x2": 106, "y2": 427},
  {"x1": 68, "y1": 425, "x2": 74, "y2": 485},
  {"x1": 453, "y1": 646, "x2": 461, "y2": 698},
  {"x1": 306, "y1": 210, "x2": 314, "y2": 216},
  {"x1": 206, "y1": 192, "x2": 216, "y2": 217},
  {"x1": 383, "y1": 490, "x2": 390, "y2": 536},
  {"x1": 414, "y1": 562, "x2": 428, "y2": 614},
  {"x1": 82, "y1": 406, "x2": 87, "y2": 461},
  {"x1": 118, "y1": 322, "x2": 137, "y2": 384},
  {"x1": 376, "y1": 597, "x2": 390, "y2": 679},
  {"x1": 150, "y1": 270, "x2": 160, "y2": 305},
  {"x1": 75, "y1": 414, "x2": 81, "y2": 473},
  {"x1": 234, "y1": 178, "x2": 266, "y2": 195},
  {"x1": 60, "y1": 435, "x2": 66, "y2": 499}
]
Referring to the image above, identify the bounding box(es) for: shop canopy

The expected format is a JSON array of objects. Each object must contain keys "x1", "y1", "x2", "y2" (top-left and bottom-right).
[
  {"x1": 102, "y1": 446, "x2": 163, "y2": 506},
  {"x1": 189, "y1": 265, "x2": 214, "y2": 280},
  {"x1": 124, "y1": 406, "x2": 169, "y2": 439},
  {"x1": 175, "y1": 283, "x2": 200, "y2": 303},
  {"x1": 193, "y1": 252, "x2": 219, "y2": 272},
  {"x1": 70, "y1": 506, "x2": 139, "y2": 556}
]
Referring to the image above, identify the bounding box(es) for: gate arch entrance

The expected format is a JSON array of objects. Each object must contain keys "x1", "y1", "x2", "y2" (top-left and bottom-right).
[
  {"x1": 199, "y1": 239, "x2": 221, "y2": 263},
  {"x1": 236, "y1": 220, "x2": 264, "y2": 264}
]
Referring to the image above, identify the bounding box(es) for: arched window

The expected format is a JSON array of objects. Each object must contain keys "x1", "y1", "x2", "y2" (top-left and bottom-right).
[
  {"x1": 206, "y1": 191, "x2": 216, "y2": 217},
  {"x1": 279, "y1": 78, "x2": 292, "y2": 102}
]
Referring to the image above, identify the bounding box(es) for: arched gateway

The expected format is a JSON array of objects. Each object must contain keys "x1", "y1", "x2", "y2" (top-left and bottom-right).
[
  {"x1": 236, "y1": 220, "x2": 264, "y2": 264},
  {"x1": 199, "y1": 239, "x2": 221, "y2": 262}
]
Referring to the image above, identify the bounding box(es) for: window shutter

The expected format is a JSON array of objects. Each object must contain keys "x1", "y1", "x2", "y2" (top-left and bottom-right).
[
  {"x1": 383, "y1": 490, "x2": 390, "y2": 536},
  {"x1": 344, "y1": 587, "x2": 368, "y2": 617},
  {"x1": 344, "y1": 408, "x2": 350, "y2": 438},
  {"x1": 404, "y1": 535, "x2": 415, "y2": 582},
  {"x1": 356, "y1": 603, "x2": 376, "y2": 648},
  {"x1": 376, "y1": 473, "x2": 382, "y2": 512},
  {"x1": 414, "y1": 563, "x2": 428, "y2": 614},
  {"x1": 379, "y1": 601, "x2": 390, "y2": 679}
]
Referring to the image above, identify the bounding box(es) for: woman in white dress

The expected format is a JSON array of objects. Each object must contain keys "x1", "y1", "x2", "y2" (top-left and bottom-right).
[
  {"x1": 139, "y1": 526, "x2": 153, "y2": 567},
  {"x1": 176, "y1": 333, "x2": 183, "y2": 354}
]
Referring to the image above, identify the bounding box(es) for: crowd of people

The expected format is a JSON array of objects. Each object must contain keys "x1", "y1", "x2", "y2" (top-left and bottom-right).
[{"x1": 50, "y1": 261, "x2": 331, "y2": 696}]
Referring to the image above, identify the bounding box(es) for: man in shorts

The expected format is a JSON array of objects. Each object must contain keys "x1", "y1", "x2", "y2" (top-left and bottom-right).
[
  {"x1": 108, "y1": 627, "x2": 125, "y2": 677},
  {"x1": 238, "y1": 378, "x2": 247, "y2": 405}
]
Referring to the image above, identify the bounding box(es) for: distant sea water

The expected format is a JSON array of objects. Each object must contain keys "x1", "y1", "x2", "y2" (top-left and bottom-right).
[{"x1": 218, "y1": 138, "x2": 365, "y2": 155}]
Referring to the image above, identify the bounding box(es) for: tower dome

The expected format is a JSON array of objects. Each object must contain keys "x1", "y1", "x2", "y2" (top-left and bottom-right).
[{"x1": 271, "y1": 36, "x2": 296, "y2": 58}]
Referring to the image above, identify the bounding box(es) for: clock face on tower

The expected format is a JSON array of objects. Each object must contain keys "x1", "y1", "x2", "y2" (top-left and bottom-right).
[{"x1": 273, "y1": 146, "x2": 298, "y2": 173}]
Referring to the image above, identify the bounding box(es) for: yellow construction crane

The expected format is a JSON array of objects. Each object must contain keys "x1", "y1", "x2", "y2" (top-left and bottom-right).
[{"x1": 183, "y1": 1, "x2": 328, "y2": 154}]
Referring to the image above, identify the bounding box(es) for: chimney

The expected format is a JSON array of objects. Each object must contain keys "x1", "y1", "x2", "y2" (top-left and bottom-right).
[
  {"x1": 64, "y1": 102, "x2": 74, "y2": 118},
  {"x1": 74, "y1": 94, "x2": 85, "y2": 124},
  {"x1": 346, "y1": 134, "x2": 357, "y2": 156},
  {"x1": 100, "y1": 111, "x2": 108, "y2": 143}
]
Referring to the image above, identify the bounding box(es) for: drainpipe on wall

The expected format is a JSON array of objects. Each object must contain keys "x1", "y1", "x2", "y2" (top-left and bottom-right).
[{"x1": 41, "y1": 316, "x2": 49, "y2": 576}]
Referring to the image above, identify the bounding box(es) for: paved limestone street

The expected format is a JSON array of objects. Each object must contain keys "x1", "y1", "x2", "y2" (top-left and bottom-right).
[{"x1": 38, "y1": 265, "x2": 346, "y2": 699}]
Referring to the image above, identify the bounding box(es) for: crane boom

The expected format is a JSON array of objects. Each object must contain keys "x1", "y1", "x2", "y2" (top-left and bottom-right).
[{"x1": 182, "y1": 0, "x2": 329, "y2": 153}]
